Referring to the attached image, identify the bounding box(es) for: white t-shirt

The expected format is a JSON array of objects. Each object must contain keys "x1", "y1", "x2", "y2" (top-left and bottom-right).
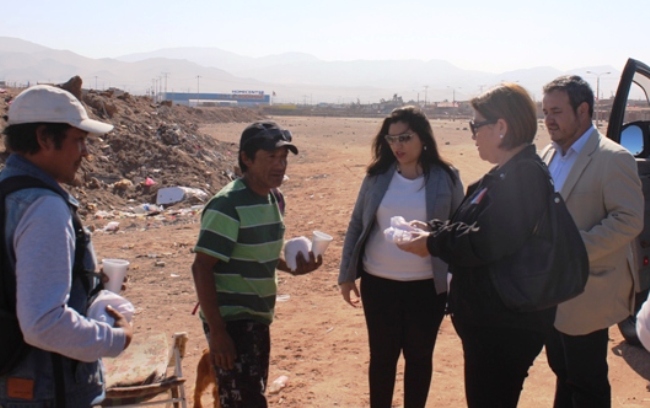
[{"x1": 362, "y1": 171, "x2": 433, "y2": 281}]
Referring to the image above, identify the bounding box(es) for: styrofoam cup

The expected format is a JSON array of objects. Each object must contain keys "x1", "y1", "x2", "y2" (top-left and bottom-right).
[
  {"x1": 311, "y1": 230, "x2": 333, "y2": 257},
  {"x1": 102, "y1": 258, "x2": 130, "y2": 293}
]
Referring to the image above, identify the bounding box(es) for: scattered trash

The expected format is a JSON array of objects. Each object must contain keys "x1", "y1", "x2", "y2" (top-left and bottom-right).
[
  {"x1": 155, "y1": 260, "x2": 166, "y2": 267},
  {"x1": 103, "y1": 221, "x2": 120, "y2": 232},
  {"x1": 268, "y1": 375, "x2": 289, "y2": 394},
  {"x1": 133, "y1": 203, "x2": 163, "y2": 214},
  {"x1": 276, "y1": 294, "x2": 291, "y2": 302},
  {"x1": 156, "y1": 186, "x2": 209, "y2": 205},
  {"x1": 94, "y1": 210, "x2": 113, "y2": 219}
]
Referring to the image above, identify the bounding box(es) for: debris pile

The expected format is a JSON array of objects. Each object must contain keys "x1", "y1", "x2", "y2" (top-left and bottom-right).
[{"x1": 0, "y1": 79, "x2": 265, "y2": 217}]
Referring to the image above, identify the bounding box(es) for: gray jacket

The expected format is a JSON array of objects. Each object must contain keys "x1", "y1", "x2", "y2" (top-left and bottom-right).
[{"x1": 339, "y1": 163, "x2": 464, "y2": 293}]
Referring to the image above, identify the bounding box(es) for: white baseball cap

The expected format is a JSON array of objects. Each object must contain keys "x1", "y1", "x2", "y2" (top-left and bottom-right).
[{"x1": 7, "y1": 85, "x2": 114, "y2": 135}]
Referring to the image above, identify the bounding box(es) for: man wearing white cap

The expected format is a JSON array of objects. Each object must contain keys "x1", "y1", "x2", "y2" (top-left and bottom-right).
[{"x1": 0, "y1": 85, "x2": 132, "y2": 407}]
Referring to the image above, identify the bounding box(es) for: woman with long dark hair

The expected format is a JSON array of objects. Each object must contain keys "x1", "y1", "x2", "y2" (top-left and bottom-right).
[{"x1": 339, "y1": 106, "x2": 463, "y2": 408}]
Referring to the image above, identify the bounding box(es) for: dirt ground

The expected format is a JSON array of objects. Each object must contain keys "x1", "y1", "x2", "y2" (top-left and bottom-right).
[{"x1": 92, "y1": 116, "x2": 650, "y2": 407}]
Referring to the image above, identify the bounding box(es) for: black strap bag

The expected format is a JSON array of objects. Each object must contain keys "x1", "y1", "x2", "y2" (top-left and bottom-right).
[{"x1": 489, "y1": 163, "x2": 589, "y2": 312}]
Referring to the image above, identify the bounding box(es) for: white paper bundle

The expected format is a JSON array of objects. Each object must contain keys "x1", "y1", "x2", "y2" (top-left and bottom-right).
[
  {"x1": 383, "y1": 216, "x2": 423, "y2": 244},
  {"x1": 284, "y1": 236, "x2": 312, "y2": 271},
  {"x1": 87, "y1": 290, "x2": 135, "y2": 326}
]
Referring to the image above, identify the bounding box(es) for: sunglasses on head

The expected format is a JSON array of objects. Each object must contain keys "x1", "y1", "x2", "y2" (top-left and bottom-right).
[
  {"x1": 244, "y1": 127, "x2": 293, "y2": 147},
  {"x1": 384, "y1": 133, "x2": 414, "y2": 144},
  {"x1": 469, "y1": 119, "x2": 497, "y2": 136}
]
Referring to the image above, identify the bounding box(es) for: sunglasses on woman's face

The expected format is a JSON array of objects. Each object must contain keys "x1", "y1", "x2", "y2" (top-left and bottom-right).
[
  {"x1": 384, "y1": 133, "x2": 414, "y2": 144},
  {"x1": 469, "y1": 119, "x2": 497, "y2": 137}
]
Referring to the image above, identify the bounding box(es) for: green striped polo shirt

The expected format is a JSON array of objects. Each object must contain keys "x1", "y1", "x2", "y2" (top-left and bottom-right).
[{"x1": 194, "y1": 178, "x2": 285, "y2": 325}]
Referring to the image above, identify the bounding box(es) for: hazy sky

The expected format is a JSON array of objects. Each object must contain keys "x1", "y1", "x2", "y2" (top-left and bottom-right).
[{"x1": 2, "y1": 0, "x2": 646, "y2": 77}]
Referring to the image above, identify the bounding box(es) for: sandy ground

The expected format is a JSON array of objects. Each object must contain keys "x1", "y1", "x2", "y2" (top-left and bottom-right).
[{"x1": 93, "y1": 116, "x2": 650, "y2": 407}]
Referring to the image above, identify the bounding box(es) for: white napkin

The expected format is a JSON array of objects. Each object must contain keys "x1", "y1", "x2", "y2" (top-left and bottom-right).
[
  {"x1": 87, "y1": 290, "x2": 135, "y2": 326},
  {"x1": 383, "y1": 216, "x2": 423, "y2": 244},
  {"x1": 284, "y1": 236, "x2": 312, "y2": 271}
]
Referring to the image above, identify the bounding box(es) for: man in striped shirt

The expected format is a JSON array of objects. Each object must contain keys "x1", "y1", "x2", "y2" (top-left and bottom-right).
[{"x1": 192, "y1": 121, "x2": 322, "y2": 408}]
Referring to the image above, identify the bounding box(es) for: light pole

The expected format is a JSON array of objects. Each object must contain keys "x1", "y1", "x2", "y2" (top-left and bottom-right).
[
  {"x1": 161, "y1": 72, "x2": 169, "y2": 98},
  {"x1": 411, "y1": 89, "x2": 420, "y2": 106},
  {"x1": 586, "y1": 70, "x2": 610, "y2": 128},
  {"x1": 196, "y1": 75, "x2": 202, "y2": 107},
  {"x1": 447, "y1": 86, "x2": 461, "y2": 104}
]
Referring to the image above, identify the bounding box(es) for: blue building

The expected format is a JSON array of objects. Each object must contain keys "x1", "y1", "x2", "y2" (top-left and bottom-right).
[{"x1": 163, "y1": 90, "x2": 270, "y2": 106}]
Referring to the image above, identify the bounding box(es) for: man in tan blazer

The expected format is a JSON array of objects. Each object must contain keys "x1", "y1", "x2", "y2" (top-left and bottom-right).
[{"x1": 541, "y1": 75, "x2": 643, "y2": 408}]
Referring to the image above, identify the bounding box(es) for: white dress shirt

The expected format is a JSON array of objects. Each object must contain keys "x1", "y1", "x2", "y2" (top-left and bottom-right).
[{"x1": 548, "y1": 126, "x2": 594, "y2": 192}]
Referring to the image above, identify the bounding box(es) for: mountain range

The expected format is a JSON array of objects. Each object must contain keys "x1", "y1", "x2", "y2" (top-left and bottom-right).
[{"x1": 0, "y1": 36, "x2": 622, "y2": 104}]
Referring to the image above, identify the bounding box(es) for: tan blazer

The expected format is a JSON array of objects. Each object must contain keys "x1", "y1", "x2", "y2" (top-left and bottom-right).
[{"x1": 541, "y1": 129, "x2": 644, "y2": 335}]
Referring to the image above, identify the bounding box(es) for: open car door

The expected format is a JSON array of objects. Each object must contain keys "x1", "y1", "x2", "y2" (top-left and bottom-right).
[{"x1": 607, "y1": 58, "x2": 650, "y2": 345}]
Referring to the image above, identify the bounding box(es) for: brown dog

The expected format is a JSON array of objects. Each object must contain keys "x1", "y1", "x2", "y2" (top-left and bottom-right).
[{"x1": 193, "y1": 348, "x2": 219, "y2": 408}]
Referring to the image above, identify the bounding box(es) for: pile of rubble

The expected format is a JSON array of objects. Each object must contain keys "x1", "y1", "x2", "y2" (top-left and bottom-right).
[{"x1": 0, "y1": 77, "x2": 265, "y2": 220}]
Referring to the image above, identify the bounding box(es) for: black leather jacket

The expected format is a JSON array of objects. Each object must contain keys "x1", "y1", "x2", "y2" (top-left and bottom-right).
[{"x1": 427, "y1": 145, "x2": 556, "y2": 332}]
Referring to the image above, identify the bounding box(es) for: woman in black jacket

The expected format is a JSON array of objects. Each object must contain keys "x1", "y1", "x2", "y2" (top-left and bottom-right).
[{"x1": 399, "y1": 83, "x2": 556, "y2": 408}]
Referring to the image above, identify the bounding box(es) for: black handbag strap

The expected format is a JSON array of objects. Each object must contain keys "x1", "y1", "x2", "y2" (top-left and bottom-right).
[
  {"x1": 530, "y1": 159, "x2": 556, "y2": 191},
  {"x1": 528, "y1": 160, "x2": 556, "y2": 237}
]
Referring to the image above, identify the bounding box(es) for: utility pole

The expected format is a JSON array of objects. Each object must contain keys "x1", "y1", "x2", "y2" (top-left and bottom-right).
[
  {"x1": 161, "y1": 72, "x2": 169, "y2": 98},
  {"x1": 94, "y1": 76, "x2": 98, "y2": 90},
  {"x1": 152, "y1": 78, "x2": 158, "y2": 102},
  {"x1": 196, "y1": 75, "x2": 202, "y2": 107},
  {"x1": 447, "y1": 86, "x2": 462, "y2": 104},
  {"x1": 423, "y1": 85, "x2": 429, "y2": 107},
  {"x1": 411, "y1": 89, "x2": 420, "y2": 106},
  {"x1": 586, "y1": 70, "x2": 611, "y2": 128}
]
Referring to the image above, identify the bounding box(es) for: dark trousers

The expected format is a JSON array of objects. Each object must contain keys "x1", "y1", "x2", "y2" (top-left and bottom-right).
[
  {"x1": 452, "y1": 317, "x2": 546, "y2": 408},
  {"x1": 545, "y1": 327, "x2": 610, "y2": 408},
  {"x1": 360, "y1": 272, "x2": 447, "y2": 408},
  {"x1": 203, "y1": 321, "x2": 271, "y2": 408}
]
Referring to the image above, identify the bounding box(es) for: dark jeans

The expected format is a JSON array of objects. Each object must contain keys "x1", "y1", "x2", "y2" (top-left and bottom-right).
[
  {"x1": 545, "y1": 327, "x2": 610, "y2": 408},
  {"x1": 452, "y1": 316, "x2": 546, "y2": 408},
  {"x1": 203, "y1": 321, "x2": 271, "y2": 408},
  {"x1": 360, "y1": 271, "x2": 447, "y2": 408}
]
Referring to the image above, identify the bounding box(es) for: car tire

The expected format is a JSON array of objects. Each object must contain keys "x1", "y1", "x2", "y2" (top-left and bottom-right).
[
  {"x1": 617, "y1": 289, "x2": 650, "y2": 347},
  {"x1": 618, "y1": 315, "x2": 642, "y2": 346}
]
